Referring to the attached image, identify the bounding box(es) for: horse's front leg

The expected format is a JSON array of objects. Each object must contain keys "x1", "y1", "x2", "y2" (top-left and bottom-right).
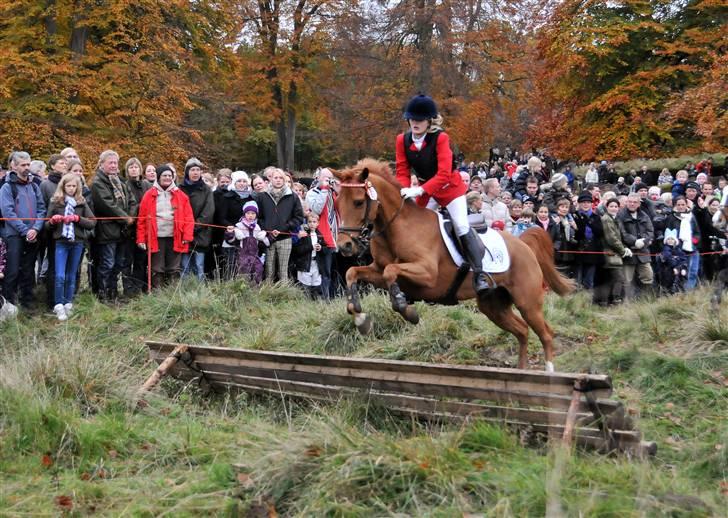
[
  {"x1": 382, "y1": 262, "x2": 438, "y2": 325},
  {"x1": 345, "y1": 265, "x2": 386, "y2": 335}
]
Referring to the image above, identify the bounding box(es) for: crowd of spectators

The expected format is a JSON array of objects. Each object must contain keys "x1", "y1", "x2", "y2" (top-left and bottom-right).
[
  {"x1": 457, "y1": 153, "x2": 727, "y2": 305},
  {"x1": 0, "y1": 149, "x2": 342, "y2": 321},
  {"x1": 0, "y1": 147, "x2": 724, "y2": 322}
]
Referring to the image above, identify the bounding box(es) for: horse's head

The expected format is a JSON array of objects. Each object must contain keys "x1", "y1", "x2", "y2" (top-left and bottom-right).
[{"x1": 333, "y1": 159, "x2": 396, "y2": 257}]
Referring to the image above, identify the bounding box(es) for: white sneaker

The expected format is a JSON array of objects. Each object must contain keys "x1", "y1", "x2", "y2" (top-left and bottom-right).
[
  {"x1": 0, "y1": 298, "x2": 18, "y2": 321},
  {"x1": 53, "y1": 304, "x2": 68, "y2": 322},
  {"x1": 63, "y1": 303, "x2": 73, "y2": 315}
]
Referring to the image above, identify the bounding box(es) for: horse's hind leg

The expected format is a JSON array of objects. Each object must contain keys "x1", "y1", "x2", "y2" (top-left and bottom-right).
[
  {"x1": 517, "y1": 303, "x2": 556, "y2": 372},
  {"x1": 476, "y1": 298, "x2": 531, "y2": 369}
]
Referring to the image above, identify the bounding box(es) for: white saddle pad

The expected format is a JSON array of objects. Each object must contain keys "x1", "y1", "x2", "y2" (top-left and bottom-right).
[{"x1": 437, "y1": 214, "x2": 510, "y2": 273}]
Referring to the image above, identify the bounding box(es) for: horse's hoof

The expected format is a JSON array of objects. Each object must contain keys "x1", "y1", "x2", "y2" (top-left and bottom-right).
[
  {"x1": 354, "y1": 313, "x2": 372, "y2": 335},
  {"x1": 403, "y1": 305, "x2": 420, "y2": 325},
  {"x1": 545, "y1": 361, "x2": 555, "y2": 373}
]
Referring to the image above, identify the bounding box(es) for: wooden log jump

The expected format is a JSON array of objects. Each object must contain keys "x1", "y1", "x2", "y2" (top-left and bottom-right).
[{"x1": 142, "y1": 340, "x2": 656, "y2": 456}]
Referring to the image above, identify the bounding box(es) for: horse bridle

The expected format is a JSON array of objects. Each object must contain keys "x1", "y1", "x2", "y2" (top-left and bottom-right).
[{"x1": 338, "y1": 181, "x2": 405, "y2": 255}]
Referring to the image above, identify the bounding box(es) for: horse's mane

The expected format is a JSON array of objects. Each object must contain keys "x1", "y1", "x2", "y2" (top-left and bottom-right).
[{"x1": 345, "y1": 158, "x2": 403, "y2": 190}]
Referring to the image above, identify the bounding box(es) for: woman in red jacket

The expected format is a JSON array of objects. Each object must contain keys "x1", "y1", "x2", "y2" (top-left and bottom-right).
[
  {"x1": 137, "y1": 165, "x2": 195, "y2": 288},
  {"x1": 396, "y1": 94, "x2": 490, "y2": 295}
]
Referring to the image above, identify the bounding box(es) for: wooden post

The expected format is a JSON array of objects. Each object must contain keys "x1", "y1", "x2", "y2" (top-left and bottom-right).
[
  {"x1": 137, "y1": 345, "x2": 188, "y2": 401},
  {"x1": 562, "y1": 378, "x2": 585, "y2": 447}
]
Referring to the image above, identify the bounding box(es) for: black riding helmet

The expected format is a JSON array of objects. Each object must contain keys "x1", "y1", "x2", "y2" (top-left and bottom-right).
[{"x1": 403, "y1": 94, "x2": 438, "y2": 121}]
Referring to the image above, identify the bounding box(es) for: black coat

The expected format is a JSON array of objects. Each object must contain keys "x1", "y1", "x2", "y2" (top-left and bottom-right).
[
  {"x1": 180, "y1": 183, "x2": 215, "y2": 249},
  {"x1": 257, "y1": 188, "x2": 304, "y2": 242},
  {"x1": 218, "y1": 189, "x2": 255, "y2": 228},
  {"x1": 292, "y1": 229, "x2": 325, "y2": 273},
  {"x1": 573, "y1": 210, "x2": 604, "y2": 265}
]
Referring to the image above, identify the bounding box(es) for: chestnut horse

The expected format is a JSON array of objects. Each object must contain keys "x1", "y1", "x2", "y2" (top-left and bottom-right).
[{"x1": 333, "y1": 159, "x2": 576, "y2": 372}]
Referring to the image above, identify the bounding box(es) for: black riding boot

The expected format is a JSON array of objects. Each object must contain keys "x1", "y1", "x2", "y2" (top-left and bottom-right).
[{"x1": 460, "y1": 229, "x2": 492, "y2": 296}]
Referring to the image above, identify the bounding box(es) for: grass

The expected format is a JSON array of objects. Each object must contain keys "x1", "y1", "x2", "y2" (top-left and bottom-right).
[{"x1": 1, "y1": 280, "x2": 726, "y2": 516}]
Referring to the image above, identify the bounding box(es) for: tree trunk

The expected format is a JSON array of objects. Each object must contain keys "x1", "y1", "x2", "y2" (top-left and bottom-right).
[{"x1": 414, "y1": 0, "x2": 434, "y2": 93}]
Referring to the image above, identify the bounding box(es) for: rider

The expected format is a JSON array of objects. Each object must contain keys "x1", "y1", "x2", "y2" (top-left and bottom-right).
[{"x1": 395, "y1": 94, "x2": 491, "y2": 296}]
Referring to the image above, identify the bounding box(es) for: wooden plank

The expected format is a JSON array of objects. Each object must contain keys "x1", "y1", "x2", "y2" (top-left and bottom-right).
[
  {"x1": 164, "y1": 363, "x2": 623, "y2": 417},
  {"x1": 146, "y1": 341, "x2": 612, "y2": 392},
  {"x1": 169, "y1": 368, "x2": 592, "y2": 425},
  {"x1": 175, "y1": 375, "x2": 644, "y2": 450},
  {"x1": 148, "y1": 349, "x2": 612, "y2": 402}
]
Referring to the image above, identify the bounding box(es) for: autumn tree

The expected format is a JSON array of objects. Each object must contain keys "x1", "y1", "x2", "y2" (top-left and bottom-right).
[
  {"x1": 0, "y1": 0, "x2": 236, "y2": 166},
  {"x1": 529, "y1": 0, "x2": 727, "y2": 160}
]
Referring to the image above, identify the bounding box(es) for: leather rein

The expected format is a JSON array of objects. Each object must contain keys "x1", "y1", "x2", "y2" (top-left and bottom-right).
[{"x1": 337, "y1": 181, "x2": 405, "y2": 255}]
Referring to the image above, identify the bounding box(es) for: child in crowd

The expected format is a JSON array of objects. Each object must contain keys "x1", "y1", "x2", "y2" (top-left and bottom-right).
[
  {"x1": 46, "y1": 175, "x2": 96, "y2": 321},
  {"x1": 292, "y1": 212, "x2": 324, "y2": 298},
  {"x1": 659, "y1": 228, "x2": 688, "y2": 294},
  {"x1": 228, "y1": 200, "x2": 269, "y2": 285},
  {"x1": 512, "y1": 207, "x2": 536, "y2": 237}
]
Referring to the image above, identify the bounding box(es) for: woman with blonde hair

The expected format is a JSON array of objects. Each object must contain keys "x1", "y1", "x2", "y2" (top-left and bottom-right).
[
  {"x1": 395, "y1": 94, "x2": 490, "y2": 295},
  {"x1": 45, "y1": 175, "x2": 96, "y2": 320}
]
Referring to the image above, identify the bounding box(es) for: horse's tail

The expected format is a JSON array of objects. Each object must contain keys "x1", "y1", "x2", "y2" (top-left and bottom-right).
[{"x1": 519, "y1": 227, "x2": 576, "y2": 296}]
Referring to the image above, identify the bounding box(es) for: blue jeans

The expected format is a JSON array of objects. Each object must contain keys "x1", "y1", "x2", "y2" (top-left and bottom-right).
[
  {"x1": 54, "y1": 241, "x2": 84, "y2": 305},
  {"x1": 181, "y1": 250, "x2": 206, "y2": 281},
  {"x1": 686, "y1": 252, "x2": 700, "y2": 290},
  {"x1": 98, "y1": 241, "x2": 129, "y2": 292}
]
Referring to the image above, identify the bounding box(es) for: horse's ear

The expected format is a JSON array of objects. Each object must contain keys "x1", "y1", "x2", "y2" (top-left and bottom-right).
[{"x1": 359, "y1": 168, "x2": 369, "y2": 182}]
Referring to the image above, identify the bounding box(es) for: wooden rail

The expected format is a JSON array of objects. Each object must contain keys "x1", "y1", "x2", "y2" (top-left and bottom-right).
[{"x1": 143, "y1": 341, "x2": 656, "y2": 456}]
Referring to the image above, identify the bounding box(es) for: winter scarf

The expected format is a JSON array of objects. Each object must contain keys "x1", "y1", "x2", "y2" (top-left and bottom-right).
[
  {"x1": 108, "y1": 173, "x2": 127, "y2": 205},
  {"x1": 269, "y1": 186, "x2": 285, "y2": 204},
  {"x1": 62, "y1": 196, "x2": 77, "y2": 241},
  {"x1": 579, "y1": 208, "x2": 594, "y2": 241}
]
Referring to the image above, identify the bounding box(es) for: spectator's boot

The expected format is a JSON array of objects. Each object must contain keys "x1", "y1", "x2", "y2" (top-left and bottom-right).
[
  {"x1": 151, "y1": 273, "x2": 163, "y2": 290},
  {"x1": 460, "y1": 229, "x2": 493, "y2": 297}
]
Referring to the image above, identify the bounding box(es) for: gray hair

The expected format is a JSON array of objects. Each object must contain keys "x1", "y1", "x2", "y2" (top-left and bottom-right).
[
  {"x1": 484, "y1": 178, "x2": 499, "y2": 194},
  {"x1": 9, "y1": 151, "x2": 31, "y2": 167},
  {"x1": 97, "y1": 149, "x2": 119, "y2": 170},
  {"x1": 29, "y1": 160, "x2": 46, "y2": 175}
]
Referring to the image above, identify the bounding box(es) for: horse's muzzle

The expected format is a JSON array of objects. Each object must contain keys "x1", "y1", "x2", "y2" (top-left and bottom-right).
[{"x1": 340, "y1": 240, "x2": 355, "y2": 257}]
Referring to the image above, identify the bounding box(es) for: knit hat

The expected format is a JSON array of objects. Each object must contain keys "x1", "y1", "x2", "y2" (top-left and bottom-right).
[
  {"x1": 636, "y1": 183, "x2": 648, "y2": 192},
  {"x1": 156, "y1": 164, "x2": 174, "y2": 182},
  {"x1": 617, "y1": 176, "x2": 625, "y2": 183},
  {"x1": 184, "y1": 157, "x2": 203, "y2": 175},
  {"x1": 664, "y1": 228, "x2": 678, "y2": 244},
  {"x1": 491, "y1": 220, "x2": 505, "y2": 231},
  {"x1": 577, "y1": 191, "x2": 592, "y2": 203},
  {"x1": 551, "y1": 173, "x2": 567, "y2": 187},
  {"x1": 521, "y1": 195, "x2": 534, "y2": 205},
  {"x1": 686, "y1": 181, "x2": 700, "y2": 191},
  {"x1": 231, "y1": 170, "x2": 249, "y2": 188},
  {"x1": 243, "y1": 200, "x2": 259, "y2": 215}
]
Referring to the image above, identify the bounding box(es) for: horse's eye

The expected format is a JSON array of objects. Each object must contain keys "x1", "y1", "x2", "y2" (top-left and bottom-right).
[{"x1": 353, "y1": 200, "x2": 365, "y2": 208}]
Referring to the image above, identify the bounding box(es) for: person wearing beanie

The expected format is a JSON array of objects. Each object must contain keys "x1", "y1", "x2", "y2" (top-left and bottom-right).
[
  {"x1": 217, "y1": 170, "x2": 255, "y2": 279},
  {"x1": 226, "y1": 199, "x2": 269, "y2": 284},
  {"x1": 541, "y1": 173, "x2": 571, "y2": 213},
  {"x1": 136, "y1": 165, "x2": 194, "y2": 288},
  {"x1": 658, "y1": 228, "x2": 688, "y2": 294},
  {"x1": 573, "y1": 190, "x2": 604, "y2": 292},
  {"x1": 179, "y1": 157, "x2": 214, "y2": 281}
]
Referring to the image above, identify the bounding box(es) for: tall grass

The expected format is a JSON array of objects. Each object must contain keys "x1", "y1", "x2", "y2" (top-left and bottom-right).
[{"x1": 0, "y1": 280, "x2": 725, "y2": 515}]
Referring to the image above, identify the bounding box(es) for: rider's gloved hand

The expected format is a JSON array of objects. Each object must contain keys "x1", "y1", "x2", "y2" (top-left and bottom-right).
[{"x1": 400, "y1": 186, "x2": 424, "y2": 199}]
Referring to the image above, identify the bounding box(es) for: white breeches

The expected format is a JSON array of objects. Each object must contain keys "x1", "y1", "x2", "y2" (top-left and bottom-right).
[{"x1": 426, "y1": 195, "x2": 470, "y2": 236}]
